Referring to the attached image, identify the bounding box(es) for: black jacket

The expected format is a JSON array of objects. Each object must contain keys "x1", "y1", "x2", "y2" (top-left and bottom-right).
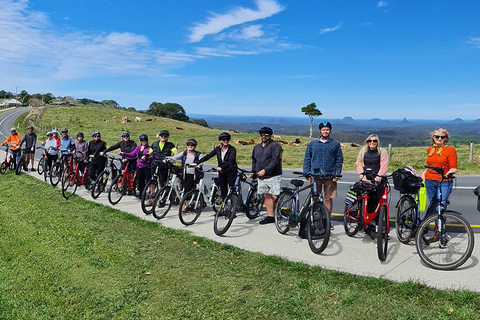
[
  {"x1": 197, "y1": 145, "x2": 237, "y2": 176},
  {"x1": 87, "y1": 139, "x2": 107, "y2": 163}
]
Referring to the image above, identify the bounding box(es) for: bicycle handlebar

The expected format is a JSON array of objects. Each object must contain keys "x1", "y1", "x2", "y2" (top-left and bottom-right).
[{"x1": 424, "y1": 165, "x2": 455, "y2": 180}]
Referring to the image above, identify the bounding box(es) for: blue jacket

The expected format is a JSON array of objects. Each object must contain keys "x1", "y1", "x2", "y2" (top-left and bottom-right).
[{"x1": 303, "y1": 138, "x2": 343, "y2": 176}]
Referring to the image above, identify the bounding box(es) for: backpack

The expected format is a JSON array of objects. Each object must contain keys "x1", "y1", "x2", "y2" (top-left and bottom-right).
[{"x1": 392, "y1": 168, "x2": 423, "y2": 194}]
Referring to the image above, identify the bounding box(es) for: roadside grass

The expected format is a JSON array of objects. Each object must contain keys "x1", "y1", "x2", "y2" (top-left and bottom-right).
[
  {"x1": 14, "y1": 105, "x2": 480, "y2": 174},
  {"x1": 0, "y1": 173, "x2": 480, "y2": 319}
]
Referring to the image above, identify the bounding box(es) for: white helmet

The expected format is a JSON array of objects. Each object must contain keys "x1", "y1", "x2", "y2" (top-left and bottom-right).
[
  {"x1": 10, "y1": 127, "x2": 16, "y2": 132},
  {"x1": 404, "y1": 166, "x2": 416, "y2": 176}
]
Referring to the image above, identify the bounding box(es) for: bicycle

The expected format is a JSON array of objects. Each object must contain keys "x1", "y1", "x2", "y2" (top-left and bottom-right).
[
  {"x1": 343, "y1": 169, "x2": 391, "y2": 261},
  {"x1": 91, "y1": 155, "x2": 120, "y2": 199},
  {"x1": 0, "y1": 145, "x2": 15, "y2": 174},
  {"x1": 178, "y1": 166, "x2": 220, "y2": 226},
  {"x1": 212, "y1": 168, "x2": 266, "y2": 236},
  {"x1": 151, "y1": 159, "x2": 184, "y2": 220},
  {"x1": 414, "y1": 166, "x2": 474, "y2": 270},
  {"x1": 275, "y1": 171, "x2": 340, "y2": 254},
  {"x1": 107, "y1": 157, "x2": 137, "y2": 205},
  {"x1": 15, "y1": 149, "x2": 28, "y2": 175},
  {"x1": 36, "y1": 146, "x2": 47, "y2": 178},
  {"x1": 49, "y1": 150, "x2": 70, "y2": 187},
  {"x1": 61, "y1": 155, "x2": 90, "y2": 200}
]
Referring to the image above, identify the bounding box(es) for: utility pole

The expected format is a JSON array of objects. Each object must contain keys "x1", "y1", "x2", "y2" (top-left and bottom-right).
[{"x1": 14, "y1": 86, "x2": 20, "y2": 100}]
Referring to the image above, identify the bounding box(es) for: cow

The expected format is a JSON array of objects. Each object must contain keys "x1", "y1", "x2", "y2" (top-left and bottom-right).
[
  {"x1": 134, "y1": 117, "x2": 141, "y2": 122},
  {"x1": 233, "y1": 129, "x2": 239, "y2": 133},
  {"x1": 248, "y1": 139, "x2": 255, "y2": 145},
  {"x1": 103, "y1": 118, "x2": 109, "y2": 123},
  {"x1": 113, "y1": 116, "x2": 117, "y2": 122},
  {"x1": 176, "y1": 127, "x2": 184, "y2": 130}
]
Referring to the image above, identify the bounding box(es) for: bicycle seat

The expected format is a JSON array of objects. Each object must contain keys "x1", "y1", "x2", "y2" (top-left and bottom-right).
[
  {"x1": 408, "y1": 181, "x2": 423, "y2": 189},
  {"x1": 290, "y1": 179, "x2": 304, "y2": 187}
]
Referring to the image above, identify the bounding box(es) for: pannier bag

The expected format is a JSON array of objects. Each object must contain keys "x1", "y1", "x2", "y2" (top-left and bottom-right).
[{"x1": 392, "y1": 167, "x2": 423, "y2": 194}]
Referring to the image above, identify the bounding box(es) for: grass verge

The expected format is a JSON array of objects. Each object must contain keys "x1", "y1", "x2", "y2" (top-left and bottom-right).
[{"x1": 0, "y1": 173, "x2": 479, "y2": 319}]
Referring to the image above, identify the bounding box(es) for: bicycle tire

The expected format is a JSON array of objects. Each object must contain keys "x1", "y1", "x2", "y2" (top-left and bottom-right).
[
  {"x1": 245, "y1": 188, "x2": 264, "y2": 219},
  {"x1": 49, "y1": 162, "x2": 63, "y2": 187},
  {"x1": 91, "y1": 169, "x2": 110, "y2": 199},
  {"x1": 108, "y1": 174, "x2": 125, "y2": 205},
  {"x1": 62, "y1": 172, "x2": 77, "y2": 200},
  {"x1": 213, "y1": 193, "x2": 237, "y2": 236},
  {"x1": 9, "y1": 159, "x2": 15, "y2": 171},
  {"x1": 274, "y1": 190, "x2": 293, "y2": 234},
  {"x1": 37, "y1": 157, "x2": 45, "y2": 175},
  {"x1": 415, "y1": 212, "x2": 474, "y2": 270},
  {"x1": 152, "y1": 186, "x2": 172, "y2": 219},
  {"x1": 15, "y1": 157, "x2": 25, "y2": 175},
  {"x1": 210, "y1": 184, "x2": 222, "y2": 212},
  {"x1": 307, "y1": 201, "x2": 331, "y2": 254},
  {"x1": 343, "y1": 200, "x2": 362, "y2": 237},
  {"x1": 395, "y1": 195, "x2": 417, "y2": 244},
  {"x1": 377, "y1": 205, "x2": 389, "y2": 261},
  {"x1": 0, "y1": 162, "x2": 6, "y2": 174},
  {"x1": 141, "y1": 179, "x2": 158, "y2": 215},
  {"x1": 179, "y1": 190, "x2": 203, "y2": 226}
]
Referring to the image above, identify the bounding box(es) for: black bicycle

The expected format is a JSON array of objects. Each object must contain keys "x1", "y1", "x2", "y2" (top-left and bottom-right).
[
  {"x1": 15, "y1": 149, "x2": 28, "y2": 175},
  {"x1": 91, "y1": 155, "x2": 120, "y2": 199}
]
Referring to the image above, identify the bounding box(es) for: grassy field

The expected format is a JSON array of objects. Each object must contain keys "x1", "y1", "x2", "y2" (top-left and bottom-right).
[
  {"x1": 14, "y1": 105, "x2": 480, "y2": 174},
  {"x1": 0, "y1": 172, "x2": 479, "y2": 319}
]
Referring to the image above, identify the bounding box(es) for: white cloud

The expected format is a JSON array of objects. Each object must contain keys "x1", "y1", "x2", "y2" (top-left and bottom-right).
[
  {"x1": 469, "y1": 37, "x2": 480, "y2": 48},
  {"x1": 377, "y1": 1, "x2": 387, "y2": 8},
  {"x1": 188, "y1": 0, "x2": 285, "y2": 43},
  {"x1": 320, "y1": 23, "x2": 342, "y2": 35}
]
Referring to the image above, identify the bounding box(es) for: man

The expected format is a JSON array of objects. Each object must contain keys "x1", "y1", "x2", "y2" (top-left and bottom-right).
[
  {"x1": 149, "y1": 130, "x2": 178, "y2": 187},
  {"x1": 19, "y1": 126, "x2": 37, "y2": 171},
  {"x1": 60, "y1": 128, "x2": 74, "y2": 166},
  {"x1": 251, "y1": 127, "x2": 283, "y2": 225},
  {"x1": 101, "y1": 131, "x2": 137, "y2": 170},
  {"x1": 303, "y1": 121, "x2": 343, "y2": 229},
  {"x1": 2, "y1": 128, "x2": 22, "y2": 169}
]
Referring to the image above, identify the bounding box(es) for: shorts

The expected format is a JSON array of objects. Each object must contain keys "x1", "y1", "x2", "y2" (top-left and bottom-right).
[
  {"x1": 25, "y1": 149, "x2": 35, "y2": 154},
  {"x1": 257, "y1": 175, "x2": 282, "y2": 196},
  {"x1": 316, "y1": 179, "x2": 337, "y2": 198}
]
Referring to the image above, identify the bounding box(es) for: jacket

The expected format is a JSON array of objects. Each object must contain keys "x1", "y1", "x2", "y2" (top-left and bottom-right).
[
  {"x1": 303, "y1": 138, "x2": 343, "y2": 176},
  {"x1": 123, "y1": 145, "x2": 152, "y2": 168},
  {"x1": 251, "y1": 139, "x2": 282, "y2": 178},
  {"x1": 3, "y1": 133, "x2": 21, "y2": 150},
  {"x1": 197, "y1": 145, "x2": 237, "y2": 176}
]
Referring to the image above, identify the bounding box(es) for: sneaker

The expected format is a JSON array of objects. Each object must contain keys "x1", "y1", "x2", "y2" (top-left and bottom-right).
[
  {"x1": 330, "y1": 224, "x2": 334, "y2": 230},
  {"x1": 31, "y1": 168, "x2": 36, "y2": 172},
  {"x1": 259, "y1": 216, "x2": 275, "y2": 225}
]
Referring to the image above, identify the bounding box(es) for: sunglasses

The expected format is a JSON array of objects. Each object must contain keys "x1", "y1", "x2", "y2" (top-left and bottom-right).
[
  {"x1": 366, "y1": 139, "x2": 378, "y2": 143},
  {"x1": 159, "y1": 135, "x2": 168, "y2": 138},
  {"x1": 220, "y1": 139, "x2": 229, "y2": 141},
  {"x1": 260, "y1": 133, "x2": 271, "y2": 137},
  {"x1": 434, "y1": 135, "x2": 446, "y2": 139},
  {"x1": 93, "y1": 135, "x2": 100, "y2": 138},
  {"x1": 186, "y1": 144, "x2": 195, "y2": 147}
]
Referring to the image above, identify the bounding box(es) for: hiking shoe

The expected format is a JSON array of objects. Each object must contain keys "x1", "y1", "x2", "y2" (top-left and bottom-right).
[
  {"x1": 427, "y1": 233, "x2": 439, "y2": 244},
  {"x1": 31, "y1": 168, "x2": 36, "y2": 172},
  {"x1": 259, "y1": 216, "x2": 275, "y2": 225},
  {"x1": 145, "y1": 199, "x2": 153, "y2": 207}
]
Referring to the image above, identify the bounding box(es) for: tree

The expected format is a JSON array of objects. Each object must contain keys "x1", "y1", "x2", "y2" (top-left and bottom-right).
[
  {"x1": 146, "y1": 102, "x2": 189, "y2": 121},
  {"x1": 301, "y1": 102, "x2": 322, "y2": 138},
  {"x1": 101, "y1": 99, "x2": 119, "y2": 108},
  {"x1": 190, "y1": 118, "x2": 210, "y2": 128}
]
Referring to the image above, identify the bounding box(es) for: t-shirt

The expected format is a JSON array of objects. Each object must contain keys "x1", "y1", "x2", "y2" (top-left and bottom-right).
[{"x1": 425, "y1": 145, "x2": 457, "y2": 181}]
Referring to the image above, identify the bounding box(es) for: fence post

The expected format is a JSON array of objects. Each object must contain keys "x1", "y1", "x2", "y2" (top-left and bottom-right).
[
  {"x1": 388, "y1": 144, "x2": 392, "y2": 161},
  {"x1": 469, "y1": 143, "x2": 473, "y2": 163}
]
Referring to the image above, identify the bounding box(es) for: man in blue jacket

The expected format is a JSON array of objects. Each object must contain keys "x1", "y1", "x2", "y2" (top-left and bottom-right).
[{"x1": 303, "y1": 121, "x2": 343, "y2": 229}]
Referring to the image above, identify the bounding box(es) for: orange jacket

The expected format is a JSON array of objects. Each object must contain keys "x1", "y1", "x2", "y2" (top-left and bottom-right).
[
  {"x1": 3, "y1": 133, "x2": 21, "y2": 150},
  {"x1": 425, "y1": 145, "x2": 457, "y2": 181}
]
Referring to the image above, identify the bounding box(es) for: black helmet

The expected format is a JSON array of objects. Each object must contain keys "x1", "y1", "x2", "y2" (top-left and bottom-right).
[
  {"x1": 139, "y1": 134, "x2": 148, "y2": 141},
  {"x1": 121, "y1": 131, "x2": 130, "y2": 138},
  {"x1": 158, "y1": 130, "x2": 170, "y2": 137},
  {"x1": 186, "y1": 139, "x2": 197, "y2": 146},
  {"x1": 61, "y1": 128, "x2": 68, "y2": 133},
  {"x1": 77, "y1": 132, "x2": 84, "y2": 138},
  {"x1": 319, "y1": 121, "x2": 332, "y2": 130},
  {"x1": 259, "y1": 127, "x2": 273, "y2": 135},
  {"x1": 218, "y1": 132, "x2": 231, "y2": 141},
  {"x1": 92, "y1": 131, "x2": 101, "y2": 137}
]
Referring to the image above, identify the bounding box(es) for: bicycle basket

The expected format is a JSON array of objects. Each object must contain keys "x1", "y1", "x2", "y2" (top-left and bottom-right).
[{"x1": 392, "y1": 168, "x2": 423, "y2": 194}]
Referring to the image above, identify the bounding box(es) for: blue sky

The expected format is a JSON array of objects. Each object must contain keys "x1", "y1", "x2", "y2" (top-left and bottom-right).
[{"x1": 1, "y1": 0, "x2": 479, "y2": 120}]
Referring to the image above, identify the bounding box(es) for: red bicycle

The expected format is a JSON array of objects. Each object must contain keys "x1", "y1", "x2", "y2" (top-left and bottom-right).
[
  {"x1": 107, "y1": 157, "x2": 137, "y2": 205},
  {"x1": 61, "y1": 154, "x2": 90, "y2": 200},
  {"x1": 343, "y1": 169, "x2": 391, "y2": 261},
  {"x1": 0, "y1": 145, "x2": 15, "y2": 174}
]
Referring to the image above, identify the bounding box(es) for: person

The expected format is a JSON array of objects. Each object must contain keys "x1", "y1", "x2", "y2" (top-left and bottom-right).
[
  {"x1": 73, "y1": 132, "x2": 88, "y2": 175},
  {"x1": 148, "y1": 130, "x2": 178, "y2": 187},
  {"x1": 355, "y1": 134, "x2": 388, "y2": 237},
  {"x1": 51, "y1": 129, "x2": 61, "y2": 148},
  {"x1": 101, "y1": 131, "x2": 137, "y2": 171},
  {"x1": 421, "y1": 127, "x2": 457, "y2": 208},
  {"x1": 43, "y1": 132, "x2": 59, "y2": 174},
  {"x1": 19, "y1": 126, "x2": 37, "y2": 171},
  {"x1": 2, "y1": 127, "x2": 22, "y2": 169},
  {"x1": 303, "y1": 121, "x2": 343, "y2": 229},
  {"x1": 86, "y1": 131, "x2": 107, "y2": 186},
  {"x1": 121, "y1": 134, "x2": 152, "y2": 198},
  {"x1": 168, "y1": 139, "x2": 203, "y2": 193},
  {"x1": 195, "y1": 132, "x2": 237, "y2": 199},
  {"x1": 251, "y1": 127, "x2": 282, "y2": 225},
  {"x1": 60, "y1": 128, "x2": 74, "y2": 166}
]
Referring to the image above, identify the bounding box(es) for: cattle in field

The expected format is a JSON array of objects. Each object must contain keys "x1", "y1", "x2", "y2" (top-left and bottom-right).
[
  {"x1": 134, "y1": 117, "x2": 141, "y2": 122},
  {"x1": 145, "y1": 118, "x2": 156, "y2": 122},
  {"x1": 176, "y1": 127, "x2": 184, "y2": 130},
  {"x1": 272, "y1": 134, "x2": 281, "y2": 140},
  {"x1": 233, "y1": 129, "x2": 239, "y2": 133},
  {"x1": 248, "y1": 139, "x2": 255, "y2": 145},
  {"x1": 120, "y1": 116, "x2": 130, "y2": 124},
  {"x1": 103, "y1": 118, "x2": 109, "y2": 123},
  {"x1": 113, "y1": 116, "x2": 117, "y2": 122}
]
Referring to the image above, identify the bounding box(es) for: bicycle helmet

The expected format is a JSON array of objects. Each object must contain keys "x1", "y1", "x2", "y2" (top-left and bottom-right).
[
  {"x1": 10, "y1": 127, "x2": 16, "y2": 132},
  {"x1": 27, "y1": 125, "x2": 33, "y2": 130},
  {"x1": 61, "y1": 128, "x2": 68, "y2": 134},
  {"x1": 258, "y1": 127, "x2": 273, "y2": 135},
  {"x1": 92, "y1": 131, "x2": 101, "y2": 137},
  {"x1": 51, "y1": 129, "x2": 59, "y2": 134},
  {"x1": 404, "y1": 166, "x2": 416, "y2": 176},
  {"x1": 76, "y1": 132, "x2": 84, "y2": 138},
  {"x1": 121, "y1": 131, "x2": 130, "y2": 138},
  {"x1": 47, "y1": 131, "x2": 53, "y2": 137},
  {"x1": 139, "y1": 134, "x2": 148, "y2": 141},
  {"x1": 185, "y1": 139, "x2": 197, "y2": 146},
  {"x1": 157, "y1": 130, "x2": 170, "y2": 137},
  {"x1": 319, "y1": 121, "x2": 332, "y2": 130},
  {"x1": 218, "y1": 132, "x2": 231, "y2": 141}
]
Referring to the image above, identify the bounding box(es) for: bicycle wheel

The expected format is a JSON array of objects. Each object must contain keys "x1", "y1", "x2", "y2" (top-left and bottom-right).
[
  {"x1": 343, "y1": 200, "x2": 363, "y2": 237},
  {"x1": 62, "y1": 172, "x2": 77, "y2": 200},
  {"x1": 91, "y1": 169, "x2": 110, "y2": 199},
  {"x1": 108, "y1": 174, "x2": 125, "y2": 205},
  {"x1": 9, "y1": 159, "x2": 15, "y2": 171},
  {"x1": 213, "y1": 194, "x2": 237, "y2": 236},
  {"x1": 179, "y1": 190, "x2": 204, "y2": 225},
  {"x1": 210, "y1": 184, "x2": 222, "y2": 212},
  {"x1": 49, "y1": 162, "x2": 63, "y2": 186},
  {"x1": 141, "y1": 179, "x2": 158, "y2": 215},
  {"x1": 274, "y1": 190, "x2": 293, "y2": 234},
  {"x1": 307, "y1": 201, "x2": 331, "y2": 254},
  {"x1": 152, "y1": 186, "x2": 172, "y2": 219},
  {"x1": 377, "y1": 205, "x2": 389, "y2": 261},
  {"x1": 0, "y1": 161, "x2": 6, "y2": 174},
  {"x1": 415, "y1": 212, "x2": 474, "y2": 270},
  {"x1": 395, "y1": 195, "x2": 416, "y2": 244},
  {"x1": 37, "y1": 157, "x2": 45, "y2": 175},
  {"x1": 15, "y1": 157, "x2": 25, "y2": 175},
  {"x1": 245, "y1": 189, "x2": 264, "y2": 219}
]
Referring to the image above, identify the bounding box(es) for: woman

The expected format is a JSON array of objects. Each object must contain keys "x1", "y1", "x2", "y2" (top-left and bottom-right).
[
  {"x1": 168, "y1": 139, "x2": 203, "y2": 193},
  {"x1": 421, "y1": 128, "x2": 457, "y2": 208},
  {"x1": 43, "y1": 132, "x2": 59, "y2": 174},
  {"x1": 74, "y1": 132, "x2": 88, "y2": 175},
  {"x1": 122, "y1": 134, "x2": 152, "y2": 197},
  {"x1": 195, "y1": 132, "x2": 237, "y2": 198},
  {"x1": 149, "y1": 130, "x2": 178, "y2": 187},
  {"x1": 86, "y1": 131, "x2": 107, "y2": 186}
]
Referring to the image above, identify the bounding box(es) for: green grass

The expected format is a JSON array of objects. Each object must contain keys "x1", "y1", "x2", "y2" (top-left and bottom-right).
[{"x1": 0, "y1": 173, "x2": 480, "y2": 319}]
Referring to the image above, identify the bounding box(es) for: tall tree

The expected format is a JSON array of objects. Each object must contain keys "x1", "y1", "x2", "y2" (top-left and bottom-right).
[
  {"x1": 147, "y1": 102, "x2": 189, "y2": 121},
  {"x1": 301, "y1": 102, "x2": 322, "y2": 138}
]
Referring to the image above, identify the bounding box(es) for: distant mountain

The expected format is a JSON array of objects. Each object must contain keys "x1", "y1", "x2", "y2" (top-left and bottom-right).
[{"x1": 449, "y1": 118, "x2": 465, "y2": 124}]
